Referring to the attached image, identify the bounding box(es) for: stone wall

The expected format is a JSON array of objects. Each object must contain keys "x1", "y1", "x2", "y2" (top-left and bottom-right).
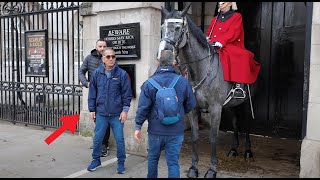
[{"x1": 300, "y1": 2, "x2": 320, "y2": 178}]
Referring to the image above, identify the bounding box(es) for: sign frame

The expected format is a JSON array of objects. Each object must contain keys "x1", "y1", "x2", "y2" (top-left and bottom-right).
[
  {"x1": 25, "y1": 29, "x2": 49, "y2": 77},
  {"x1": 100, "y1": 23, "x2": 140, "y2": 60}
]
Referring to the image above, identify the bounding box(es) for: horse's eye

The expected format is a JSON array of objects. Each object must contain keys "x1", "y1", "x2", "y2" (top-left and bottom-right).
[{"x1": 175, "y1": 27, "x2": 180, "y2": 31}]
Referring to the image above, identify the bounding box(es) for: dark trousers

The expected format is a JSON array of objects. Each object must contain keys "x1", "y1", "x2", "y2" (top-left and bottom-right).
[{"x1": 102, "y1": 126, "x2": 110, "y2": 147}]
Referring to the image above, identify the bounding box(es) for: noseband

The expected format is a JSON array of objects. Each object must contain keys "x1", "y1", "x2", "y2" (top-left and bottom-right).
[{"x1": 161, "y1": 18, "x2": 189, "y2": 51}]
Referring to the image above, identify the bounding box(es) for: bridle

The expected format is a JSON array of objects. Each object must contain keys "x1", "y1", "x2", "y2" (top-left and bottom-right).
[
  {"x1": 162, "y1": 18, "x2": 187, "y2": 45},
  {"x1": 160, "y1": 17, "x2": 219, "y2": 92}
]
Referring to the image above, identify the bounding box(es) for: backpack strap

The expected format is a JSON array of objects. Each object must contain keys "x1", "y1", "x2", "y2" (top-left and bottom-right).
[
  {"x1": 168, "y1": 75, "x2": 181, "y2": 88},
  {"x1": 147, "y1": 78, "x2": 163, "y2": 90}
]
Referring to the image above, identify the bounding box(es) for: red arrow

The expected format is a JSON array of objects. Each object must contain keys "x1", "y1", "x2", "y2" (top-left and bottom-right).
[{"x1": 44, "y1": 114, "x2": 80, "y2": 145}]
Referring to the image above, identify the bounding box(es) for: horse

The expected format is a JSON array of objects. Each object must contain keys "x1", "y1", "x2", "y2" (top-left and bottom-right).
[{"x1": 158, "y1": 4, "x2": 257, "y2": 178}]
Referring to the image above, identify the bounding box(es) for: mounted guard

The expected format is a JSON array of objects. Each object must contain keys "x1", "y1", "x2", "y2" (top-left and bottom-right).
[{"x1": 206, "y1": 2, "x2": 261, "y2": 99}]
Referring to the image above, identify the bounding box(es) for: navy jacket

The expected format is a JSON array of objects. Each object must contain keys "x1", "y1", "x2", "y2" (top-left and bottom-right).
[
  {"x1": 135, "y1": 66, "x2": 196, "y2": 136},
  {"x1": 88, "y1": 63, "x2": 132, "y2": 116}
]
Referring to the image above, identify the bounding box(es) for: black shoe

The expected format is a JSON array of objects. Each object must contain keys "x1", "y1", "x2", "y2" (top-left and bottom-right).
[{"x1": 101, "y1": 145, "x2": 109, "y2": 157}]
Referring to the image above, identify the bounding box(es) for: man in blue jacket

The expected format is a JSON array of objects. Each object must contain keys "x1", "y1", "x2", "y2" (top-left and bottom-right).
[
  {"x1": 79, "y1": 39, "x2": 110, "y2": 157},
  {"x1": 87, "y1": 47, "x2": 132, "y2": 174},
  {"x1": 134, "y1": 50, "x2": 197, "y2": 178}
]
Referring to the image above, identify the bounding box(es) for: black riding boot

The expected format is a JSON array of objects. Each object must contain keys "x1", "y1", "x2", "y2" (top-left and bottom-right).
[{"x1": 233, "y1": 83, "x2": 246, "y2": 98}]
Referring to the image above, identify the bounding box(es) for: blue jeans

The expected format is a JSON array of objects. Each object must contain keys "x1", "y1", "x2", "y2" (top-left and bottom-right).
[
  {"x1": 92, "y1": 114, "x2": 126, "y2": 164},
  {"x1": 147, "y1": 134, "x2": 184, "y2": 178}
]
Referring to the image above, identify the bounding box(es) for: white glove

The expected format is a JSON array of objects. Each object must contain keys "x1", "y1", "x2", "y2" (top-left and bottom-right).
[{"x1": 214, "y1": 42, "x2": 223, "y2": 48}]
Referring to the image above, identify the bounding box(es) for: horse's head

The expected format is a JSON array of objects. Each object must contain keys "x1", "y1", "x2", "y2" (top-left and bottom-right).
[{"x1": 157, "y1": 4, "x2": 191, "y2": 60}]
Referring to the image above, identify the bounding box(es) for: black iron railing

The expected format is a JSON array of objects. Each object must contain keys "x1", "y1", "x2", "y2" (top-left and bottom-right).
[{"x1": 0, "y1": 2, "x2": 83, "y2": 130}]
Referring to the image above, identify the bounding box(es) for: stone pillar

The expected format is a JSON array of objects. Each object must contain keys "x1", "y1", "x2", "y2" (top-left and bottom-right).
[
  {"x1": 78, "y1": 2, "x2": 164, "y2": 157},
  {"x1": 300, "y1": 2, "x2": 320, "y2": 178},
  {"x1": 78, "y1": 2, "x2": 97, "y2": 140}
]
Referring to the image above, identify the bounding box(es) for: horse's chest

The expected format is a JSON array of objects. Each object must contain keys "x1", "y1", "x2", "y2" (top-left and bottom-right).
[{"x1": 195, "y1": 91, "x2": 208, "y2": 109}]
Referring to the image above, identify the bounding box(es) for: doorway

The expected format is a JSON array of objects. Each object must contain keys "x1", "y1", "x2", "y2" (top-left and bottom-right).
[{"x1": 218, "y1": 2, "x2": 307, "y2": 140}]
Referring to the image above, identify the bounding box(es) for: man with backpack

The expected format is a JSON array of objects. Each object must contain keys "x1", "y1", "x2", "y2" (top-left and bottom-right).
[{"x1": 134, "y1": 50, "x2": 197, "y2": 178}]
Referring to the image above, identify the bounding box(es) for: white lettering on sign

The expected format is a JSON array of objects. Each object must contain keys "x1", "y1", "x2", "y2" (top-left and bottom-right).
[
  {"x1": 121, "y1": 45, "x2": 136, "y2": 49},
  {"x1": 112, "y1": 46, "x2": 121, "y2": 50},
  {"x1": 108, "y1": 29, "x2": 131, "y2": 36},
  {"x1": 125, "y1": 35, "x2": 134, "y2": 40},
  {"x1": 105, "y1": 37, "x2": 116, "y2": 41},
  {"x1": 122, "y1": 50, "x2": 129, "y2": 54},
  {"x1": 116, "y1": 36, "x2": 125, "y2": 40}
]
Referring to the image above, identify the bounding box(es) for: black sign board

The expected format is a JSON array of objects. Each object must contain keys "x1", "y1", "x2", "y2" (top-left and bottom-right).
[
  {"x1": 100, "y1": 23, "x2": 140, "y2": 60},
  {"x1": 25, "y1": 29, "x2": 48, "y2": 77}
]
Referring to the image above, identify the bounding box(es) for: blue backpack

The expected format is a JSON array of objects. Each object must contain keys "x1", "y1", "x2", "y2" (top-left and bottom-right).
[{"x1": 147, "y1": 75, "x2": 181, "y2": 125}]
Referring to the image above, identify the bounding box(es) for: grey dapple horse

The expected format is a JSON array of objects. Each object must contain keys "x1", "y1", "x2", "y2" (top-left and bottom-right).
[{"x1": 158, "y1": 4, "x2": 256, "y2": 178}]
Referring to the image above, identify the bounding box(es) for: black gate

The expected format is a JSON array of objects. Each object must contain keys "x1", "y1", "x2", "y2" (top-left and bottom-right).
[{"x1": 0, "y1": 2, "x2": 83, "y2": 130}]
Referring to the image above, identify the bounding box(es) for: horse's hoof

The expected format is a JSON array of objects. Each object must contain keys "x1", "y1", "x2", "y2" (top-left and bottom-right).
[
  {"x1": 187, "y1": 166, "x2": 199, "y2": 178},
  {"x1": 244, "y1": 149, "x2": 254, "y2": 161},
  {"x1": 227, "y1": 148, "x2": 238, "y2": 157},
  {"x1": 204, "y1": 168, "x2": 217, "y2": 178}
]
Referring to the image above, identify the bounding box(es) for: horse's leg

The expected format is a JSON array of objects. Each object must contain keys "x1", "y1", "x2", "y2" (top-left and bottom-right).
[
  {"x1": 187, "y1": 108, "x2": 200, "y2": 178},
  {"x1": 226, "y1": 108, "x2": 239, "y2": 157},
  {"x1": 204, "y1": 105, "x2": 222, "y2": 178},
  {"x1": 243, "y1": 106, "x2": 254, "y2": 161},
  {"x1": 244, "y1": 129, "x2": 254, "y2": 160}
]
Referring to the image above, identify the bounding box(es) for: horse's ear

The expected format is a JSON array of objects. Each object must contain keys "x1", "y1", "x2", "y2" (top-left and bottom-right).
[
  {"x1": 181, "y1": 3, "x2": 191, "y2": 16},
  {"x1": 161, "y1": 6, "x2": 170, "y2": 16}
]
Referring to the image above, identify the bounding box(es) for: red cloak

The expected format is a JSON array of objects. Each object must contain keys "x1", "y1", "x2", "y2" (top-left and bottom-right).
[{"x1": 206, "y1": 12, "x2": 261, "y2": 84}]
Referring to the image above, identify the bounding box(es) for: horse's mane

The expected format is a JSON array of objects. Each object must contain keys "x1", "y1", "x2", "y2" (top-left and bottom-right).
[{"x1": 185, "y1": 15, "x2": 208, "y2": 47}]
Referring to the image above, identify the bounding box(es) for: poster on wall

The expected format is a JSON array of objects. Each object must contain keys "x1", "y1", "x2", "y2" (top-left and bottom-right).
[
  {"x1": 100, "y1": 23, "x2": 140, "y2": 60},
  {"x1": 25, "y1": 29, "x2": 48, "y2": 77}
]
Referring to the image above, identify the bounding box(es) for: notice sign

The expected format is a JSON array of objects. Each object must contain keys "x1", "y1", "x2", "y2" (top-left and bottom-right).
[
  {"x1": 100, "y1": 23, "x2": 140, "y2": 60},
  {"x1": 25, "y1": 30, "x2": 48, "y2": 77}
]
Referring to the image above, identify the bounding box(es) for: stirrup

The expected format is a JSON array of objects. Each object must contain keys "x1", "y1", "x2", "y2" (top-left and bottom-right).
[
  {"x1": 223, "y1": 83, "x2": 246, "y2": 106},
  {"x1": 233, "y1": 83, "x2": 246, "y2": 99}
]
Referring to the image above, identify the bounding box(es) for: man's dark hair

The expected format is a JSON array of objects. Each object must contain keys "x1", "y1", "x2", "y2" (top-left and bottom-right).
[
  {"x1": 96, "y1": 38, "x2": 106, "y2": 44},
  {"x1": 159, "y1": 50, "x2": 174, "y2": 66}
]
